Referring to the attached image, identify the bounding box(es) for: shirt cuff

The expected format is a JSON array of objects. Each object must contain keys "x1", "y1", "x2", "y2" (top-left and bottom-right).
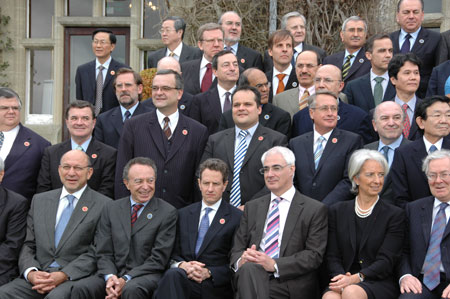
[
  {"x1": 104, "y1": 274, "x2": 113, "y2": 282},
  {"x1": 233, "y1": 258, "x2": 242, "y2": 272},
  {"x1": 24, "y1": 267, "x2": 39, "y2": 282},
  {"x1": 399, "y1": 273, "x2": 413, "y2": 286},
  {"x1": 273, "y1": 262, "x2": 279, "y2": 278},
  {"x1": 171, "y1": 261, "x2": 183, "y2": 269}
]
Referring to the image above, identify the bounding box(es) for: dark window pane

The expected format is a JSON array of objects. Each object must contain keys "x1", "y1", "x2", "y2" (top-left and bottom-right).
[
  {"x1": 29, "y1": 0, "x2": 54, "y2": 38},
  {"x1": 30, "y1": 50, "x2": 53, "y2": 114},
  {"x1": 105, "y1": 0, "x2": 131, "y2": 17},
  {"x1": 68, "y1": 0, "x2": 93, "y2": 16},
  {"x1": 424, "y1": 0, "x2": 441, "y2": 13},
  {"x1": 143, "y1": 0, "x2": 168, "y2": 39}
]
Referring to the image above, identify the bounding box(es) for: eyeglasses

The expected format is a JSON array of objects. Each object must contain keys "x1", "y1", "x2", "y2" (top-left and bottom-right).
[
  {"x1": 255, "y1": 82, "x2": 271, "y2": 89},
  {"x1": 311, "y1": 105, "x2": 338, "y2": 112},
  {"x1": 151, "y1": 86, "x2": 179, "y2": 92},
  {"x1": 60, "y1": 165, "x2": 91, "y2": 172},
  {"x1": 259, "y1": 164, "x2": 290, "y2": 175},
  {"x1": 201, "y1": 38, "x2": 224, "y2": 44},
  {"x1": 314, "y1": 77, "x2": 341, "y2": 84},
  {"x1": 427, "y1": 171, "x2": 450, "y2": 181},
  {"x1": 92, "y1": 39, "x2": 110, "y2": 46}
]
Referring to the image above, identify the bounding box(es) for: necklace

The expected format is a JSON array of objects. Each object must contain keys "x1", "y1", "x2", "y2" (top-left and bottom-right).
[{"x1": 354, "y1": 196, "x2": 379, "y2": 218}]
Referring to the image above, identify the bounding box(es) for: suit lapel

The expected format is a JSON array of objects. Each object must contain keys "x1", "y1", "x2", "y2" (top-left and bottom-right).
[
  {"x1": 411, "y1": 28, "x2": 426, "y2": 53},
  {"x1": 347, "y1": 49, "x2": 366, "y2": 80},
  {"x1": 359, "y1": 201, "x2": 382, "y2": 251},
  {"x1": 421, "y1": 197, "x2": 434, "y2": 246},
  {"x1": 287, "y1": 89, "x2": 300, "y2": 113},
  {"x1": 104, "y1": 59, "x2": 116, "y2": 90},
  {"x1": 147, "y1": 111, "x2": 166, "y2": 159},
  {"x1": 166, "y1": 114, "x2": 189, "y2": 162},
  {"x1": 316, "y1": 129, "x2": 340, "y2": 174},
  {"x1": 259, "y1": 104, "x2": 272, "y2": 127},
  {"x1": 361, "y1": 75, "x2": 375, "y2": 109},
  {"x1": 243, "y1": 125, "x2": 264, "y2": 166},
  {"x1": 45, "y1": 191, "x2": 60, "y2": 248},
  {"x1": 392, "y1": 31, "x2": 401, "y2": 52},
  {"x1": 225, "y1": 129, "x2": 235, "y2": 167},
  {"x1": 197, "y1": 201, "x2": 230, "y2": 257},
  {"x1": 254, "y1": 196, "x2": 271, "y2": 250},
  {"x1": 304, "y1": 132, "x2": 315, "y2": 174},
  {"x1": 383, "y1": 81, "x2": 396, "y2": 102},
  {"x1": 188, "y1": 203, "x2": 202, "y2": 257},
  {"x1": 286, "y1": 69, "x2": 298, "y2": 89},
  {"x1": 347, "y1": 202, "x2": 357, "y2": 252},
  {"x1": 88, "y1": 61, "x2": 96, "y2": 96},
  {"x1": 86, "y1": 139, "x2": 100, "y2": 168},
  {"x1": 111, "y1": 107, "x2": 124, "y2": 136},
  {"x1": 280, "y1": 192, "x2": 304, "y2": 255},
  {"x1": 132, "y1": 196, "x2": 158, "y2": 235},
  {"x1": 4, "y1": 125, "x2": 32, "y2": 169},
  {"x1": 118, "y1": 199, "x2": 132, "y2": 241},
  {"x1": 210, "y1": 88, "x2": 222, "y2": 122}
]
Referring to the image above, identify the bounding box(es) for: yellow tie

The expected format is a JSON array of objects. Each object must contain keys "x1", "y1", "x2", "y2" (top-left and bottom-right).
[{"x1": 299, "y1": 90, "x2": 310, "y2": 110}]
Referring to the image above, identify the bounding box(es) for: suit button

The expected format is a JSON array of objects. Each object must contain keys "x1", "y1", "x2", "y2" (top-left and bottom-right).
[
  {"x1": 359, "y1": 260, "x2": 363, "y2": 264},
  {"x1": 164, "y1": 169, "x2": 168, "y2": 174},
  {"x1": 312, "y1": 183, "x2": 316, "y2": 187},
  {"x1": 162, "y1": 188, "x2": 166, "y2": 193}
]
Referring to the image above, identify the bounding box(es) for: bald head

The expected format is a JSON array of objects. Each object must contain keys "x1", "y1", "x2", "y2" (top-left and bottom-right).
[
  {"x1": 157, "y1": 57, "x2": 182, "y2": 74},
  {"x1": 372, "y1": 101, "x2": 405, "y2": 144},
  {"x1": 58, "y1": 150, "x2": 93, "y2": 193},
  {"x1": 240, "y1": 68, "x2": 270, "y2": 104},
  {"x1": 314, "y1": 64, "x2": 344, "y2": 94}
]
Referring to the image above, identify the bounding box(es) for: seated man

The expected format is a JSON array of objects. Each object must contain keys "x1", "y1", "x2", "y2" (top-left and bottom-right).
[
  {"x1": 154, "y1": 158, "x2": 242, "y2": 299},
  {"x1": 230, "y1": 146, "x2": 328, "y2": 298}
]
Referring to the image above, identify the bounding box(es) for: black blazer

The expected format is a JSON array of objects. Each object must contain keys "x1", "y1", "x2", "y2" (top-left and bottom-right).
[
  {"x1": 181, "y1": 59, "x2": 218, "y2": 96},
  {"x1": 235, "y1": 44, "x2": 264, "y2": 70},
  {"x1": 190, "y1": 86, "x2": 227, "y2": 136},
  {"x1": 266, "y1": 67, "x2": 298, "y2": 103},
  {"x1": 142, "y1": 92, "x2": 193, "y2": 116},
  {"x1": 263, "y1": 43, "x2": 327, "y2": 72},
  {"x1": 147, "y1": 42, "x2": 202, "y2": 68},
  {"x1": 323, "y1": 48, "x2": 371, "y2": 85},
  {"x1": 426, "y1": 60, "x2": 450, "y2": 97}
]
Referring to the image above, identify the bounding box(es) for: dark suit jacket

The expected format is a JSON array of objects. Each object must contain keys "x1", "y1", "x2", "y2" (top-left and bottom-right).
[
  {"x1": 94, "y1": 102, "x2": 154, "y2": 149},
  {"x1": 170, "y1": 200, "x2": 242, "y2": 297},
  {"x1": 181, "y1": 59, "x2": 218, "y2": 96},
  {"x1": 426, "y1": 60, "x2": 450, "y2": 97},
  {"x1": 142, "y1": 91, "x2": 193, "y2": 116},
  {"x1": 384, "y1": 96, "x2": 422, "y2": 141},
  {"x1": 390, "y1": 27, "x2": 441, "y2": 98},
  {"x1": 344, "y1": 72, "x2": 396, "y2": 113},
  {"x1": 19, "y1": 187, "x2": 110, "y2": 280},
  {"x1": 218, "y1": 103, "x2": 291, "y2": 137},
  {"x1": 323, "y1": 48, "x2": 371, "y2": 84},
  {"x1": 230, "y1": 190, "x2": 328, "y2": 298},
  {"x1": 266, "y1": 67, "x2": 298, "y2": 103},
  {"x1": 190, "y1": 86, "x2": 226, "y2": 136},
  {"x1": 115, "y1": 110, "x2": 208, "y2": 208},
  {"x1": 2, "y1": 124, "x2": 51, "y2": 200},
  {"x1": 439, "y1": 29, "x2": 450, "y2": 64},
  {"x1": 37, "y1": 138, "x2": 117, "y2": 199},
  {"x1": 364, "y1": 137, "x2": 411, "y2": 205},
  {"x1": 235, "y1": 44, "x2": 264, "y2": 70},
  {"x1": 289, "y1": 128, "x2": 363, "y2": 205},
  {"x1": 0, "y1": 187, "x2": 28, "y2": 286},
  {"x1": 75, "y1": 58, "x2": 128, "y2": 113},
  {"x1": 391, "y1": 138, "x2": 450, "y2": 207},
  {"x1": 201, "y1": 124, "x2": 287, "y2": 205},
  {"x1": 96, "y1": 196, "x2": 177, "y2": 278},
  {"x1": 263, "y1": 43, "x2": 327, "y2": 72},
  {"x1": 400, "y1": 196, "x2": 450, "y2": 281},
  {"x1": 291, "y1": 100, "x2": 375, "y2": 144},
  {"x1": 327, "y1": 200, "x2": 404, "y2": 281},
  {"x1": 147, "y1": 43, "x2": 202, "y2": 68}
]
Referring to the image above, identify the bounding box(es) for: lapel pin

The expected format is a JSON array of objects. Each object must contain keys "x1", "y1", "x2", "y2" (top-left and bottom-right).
[
  {"x1": 240, "y1": 58, "x2": 245, "y2": 64},
  {"x1": 419, "y1": 39, "x2": 424, "y2": 44},
  {"x1": 332, "y1": 138, "x2": 338, "y2": 144},
  {"x1": 359, "y1": 58, "x2": 364, "y2": 63},
  {"x1": 182, "y1": 129, "x2": 188, "y2": 135},
  {"x1": 264, "y1": 114, "x2": 270, "y2": 120},
  {"x1": 180, "y1": 104, "x2": 185, "y2": 110},
  {"x1": 82, "y1": 206, "x2": 88, "y2": 212},
  {"x1": 24, "y1": 141, "x2": 30, "y2": 147},
  {"x1": 110, "y1": 70, "x2": 115, "y2": 76},
  {"x1": 292, "y1": 82, "x2": 298, "y2": 88},
  {"x1": 91, "y1": 154, "x2": 97, "y2": 159},
  {"x1": 220, "y1": 218, "x2": 225, "y2": 224},
  {"x1": 147, "y1": 213, "x2": 153, "y2": 220},
  {"x1": 258, "y1": 136, "x2": 264, "y2": 141}
]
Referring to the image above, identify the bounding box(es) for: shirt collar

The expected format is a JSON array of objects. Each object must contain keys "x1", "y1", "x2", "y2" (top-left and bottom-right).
[
  {"x1": 201, "y1": 56, "x2": 211, "y2": 68},
  {"x1": 234, "y1": 122, "x2": 259, "y2": 138},
  {"x1": 120, "y1": 102, "x2": 139, "y2": 118},
  {"x1": 298, "y1": 85, "x2": 315, "y2": 94},
  {"x1": 423, "y1": 135, "x2": 444, "y2": 152},
  {"x1": 129, "y1": 196, "x2": 150, "y2": 208},
  {"x1": 378, "y1": 135, "x2": 403, "y2": 150},
  {"x1": 167, "y1": 42, "x2": 183, "y2": 57},
  {"x1": 313, "y1": 128, "x2": 333, "y2": 142},
  {"x1": 395, "y1": 95, "x2": 417, "y2": 110},
  {"x1": 273, "y1": 64, "x2": 292, "y2": 76},
  {"x1": 345, "y1": 48, "x2": 361, "y2": 57},
  {"x1": 60, "y1": 185, "x2": 88, "y2": 200},
  {"x1": 270, "y1": 185, "x2": 295, "y2": 202},
  {"x1": 71, "y1": 137, "x2": 92, "y2": 152},
  {"x1": 201, "y1": 198, "x2": 222, "y2": 212},
  {"x1": 96, "y1": 56, "x2": 112, "y2": 70},
  {"x1": 370, "y1": 69, "x2": 389, "y2": 81},
  {"x1": 225, "y1": 43, "x2": 239, "y2": 55},
  {"x1": 400, "y1": 27, "x2": 421, "y2": 41},
  {"x1": 217, "y1": 84, "x2": 236, "y2": 97},
  {"x1": 156, "y1": 108, "x2": 179, "y2": 127}
]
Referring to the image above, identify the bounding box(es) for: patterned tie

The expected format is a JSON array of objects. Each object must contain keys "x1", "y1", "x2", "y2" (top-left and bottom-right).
[
  {"x1": 55, "y1": 195, "x2": 75, "y2": 247},
  {"x1": 223, "y1": 92, "x2": 231, "y2": 112},
  {"x1": 299, "y1": 90, "x2": 310, "y2": 110},
  {"x1": 195, "y1": 207, "x2": 212, "y2": 255},
  {"x1": 314, "y1": 136, "x2": 326, "y2": 170},
  {"x1": 423, "y1": 202, "x2": 448, "y2": 290},
  {"x1": 124, "y1": 110, "x2": 131, "y2": 122},
  {"x1": 95, "y1": 65, "x2": 105, "y2": 116},
  {"x1": 276, "y1": 74, "x2": 286, "y2": 94},
  {"x1": 163, "y1": 116, "x2": 172, "y2": 139},
  {"x1": 342, "y1": 54, "x2": 354, "y2": 80},
  {"x1": 131, "y1": 204, "x2": 144, "y2": 226},
  {"x1": 201, "y1": 63, "x2": 213, "y2": 92},
  {"x1": 381, "y1": 145, "x2": 390, "y2": 164},
  {"x1": 402, "y1": 104, "x2": 411, "y2": 139},
  {"x1": 76, "y1": 145, "x2": 84, "y2": 151},
  {"x1": 264, "y1": 197, "x2": 282, "y2": 258},
  {"x1": 373, "y1": 77, "x2": 384, "y2": 106},
  {"x1": 429, "y1": 145, "x2": 438, "y2": 154},
  {"x1": 168, "y1": 52, "x2": 175, "y2": 57},
  {"x1": 400, "y1": 34, "x2": 412, "y2": 54},
  {"x1": 230, "y1": 130, "x2": 249, "y2": 207},
  {"x1": 0, "y1": 131, "x2": 4, "y2": 151}
]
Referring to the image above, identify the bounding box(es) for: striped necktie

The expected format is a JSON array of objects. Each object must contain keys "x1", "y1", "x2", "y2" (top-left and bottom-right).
[
  {"x1": 342, "y1": 54, "x2": 354, "y2": 79},
  {"x1": 299, "y1": 90, "x2": 310, "y2": 110},
  {"x1": 95, "y1": 65, "x2": 105, "y2": 116},
  {"x1": 314, "y1": 136, "x2": 326, "y2": 169},
  {"x1": 131, "y1": 204, "x2": 144, "y2": 226},
  {"x1": 264, "y1": 197, "x2": 282, "y2": 258},
  {"x1": 230, "y1": 130, "x2": 249, "y2": 207}
]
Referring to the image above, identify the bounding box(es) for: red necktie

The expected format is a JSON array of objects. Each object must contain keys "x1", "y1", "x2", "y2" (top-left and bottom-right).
[
  {"x1": 402, "y1": 104, "x2": 410, "y2": 138},
  {"x1": 201, "y1": 63, "x2": 212, "y2": 92},
  {"x1": 131, "y1": 204, "x2": 143, "y2": 226}
]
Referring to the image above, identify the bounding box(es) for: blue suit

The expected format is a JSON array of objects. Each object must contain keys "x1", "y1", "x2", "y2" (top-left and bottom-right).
[
  {"x1": 323, "y1": 47, "x2": 371, "y2": 85},
  {"x1": 426, "y1": 60, "x2": 450, "y2": 97}
]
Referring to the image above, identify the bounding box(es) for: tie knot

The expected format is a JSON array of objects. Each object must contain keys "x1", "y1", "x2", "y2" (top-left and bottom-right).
[
  {"x1": 439, "y1": 202, "x2": 448, "y2": 211},
  {"x1": 133, "y1": 204, "x2": 144, "y2": 213},
  {"x1": 225, "y1": 91, "x2": 231, "y2": 97},
  {"x1": 164, "y1": 116, "x2": 170, "y2": 124},
  {"x1": 276, "y1": 74, "x2": 286, "y2": 81},
  {"x1": 124, "y1": 110, "x2": 131, "y2": 119},
  {"x1": 206, "y1": 63, "x2": 212, "y2": 69},
  {"x1": 273, "y1": 197, "x2": 282, "y2": 205},
  {"x1": 204, "y1": 207, "x2": 212, "y2": 215},
  {"x1": 402, "y1": 103, "x2": 408, "y2": 111},
  {"x1": 346, "y1": 54, "x2": 354, "y2": 60},
  {"x1": 169, "y1": 52, "x2": 175, "y2": 57},
  {"x1": 405, "y1": 33, "x2": 412, "y2": 40},
  {"x1": 381, "y1": 145, "x2": 390, "y2": 154},
  {"x1": 317, "y1": 136, "x2": 326, "y2": 144},
  {"x1": 374, "y1": 77, "x2": 384, "y2": 84},
  {"x1": 239, "y1": 130, "x2": 249, "y2": 138},
  {"x1": 66, "y1": 195, "x2": 75, "y2": 205},
  {"x1": 98, "y1": 65, "x2": 105, "y2": 71},
  {"x1": 429, "y1": 145, "x2": 438, "y2": 153}
]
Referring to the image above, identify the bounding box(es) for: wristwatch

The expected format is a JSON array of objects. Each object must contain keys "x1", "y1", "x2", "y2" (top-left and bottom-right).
[
  {"x1": 358, "y1": 272, "x2": 365, "y2": 282},
  {"x1": 121, "y1": 275, "x2": 130, "y2": 283}
]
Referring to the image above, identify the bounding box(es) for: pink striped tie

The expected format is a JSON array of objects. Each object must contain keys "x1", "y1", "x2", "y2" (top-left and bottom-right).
[{"x1": 264, "y1": 197, "x2": 282, "y2": 258}]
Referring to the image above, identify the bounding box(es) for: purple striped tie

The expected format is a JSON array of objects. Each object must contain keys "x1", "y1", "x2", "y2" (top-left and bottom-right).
[
  {"x1": 264, "y1": 197, "x2": 282, "y2": 258},
  {"x1": 131, "y1": 204, "x2": 143, "y2": 226}
]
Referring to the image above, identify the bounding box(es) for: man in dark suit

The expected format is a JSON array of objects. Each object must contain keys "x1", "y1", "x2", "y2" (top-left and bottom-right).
[
  {"x1": 231, "y1": 146, "x2": 327, "y2": 298},
  {"x1": 94, "y1": 68, "x2": 153, "y2": 149},
  {"x1": 0, "y1": 87, "x2": 50, "y2": 201},
  {"x1": 391, "y1": 96, "x2": 450, "y2": 207},
  {"x1": 364, "y1": 101, "x2": 411, "y2": 205},
  {"x1": 75, "y1": 29, "x2": 128, "y2": 115},
  {"x1": 218, "y1": 68, "x2": 291, "y2": 137},
  {"x1": 147, "y1": 16, "x2": 202, "y2": 68},
  {"x1": 344, "y1": 33, "x2": 396, "y2": 113},
  {"x1": 263, "y1": 12, "x2": 326, "y2": 72},
  {"x1": 181, "y1": 23, "x2": 224, "y2": 95},
  {"x1": 438, "y1": 29, "x2": 450, "y2": 64},
  {"x1": 190, "y1": 50, "x2": 239, "y2": 136},
  {"x1": 427, "y1": 60, "x2": 450, "y2": 97},
  {"x1": 37, "y1": 101, "x2": 116, "y2": 198},
  {"x1": 399, "y1": 149, "x2": 450, "y2": 299},
  {"x1": 266, "y1": 30, "x2": 298, "y2": 102},
  {"x1": 390, "y1": 0, "x2": 441, "y2": 98},
  {"x1": 0, "y1": 157, "x2": 28, "y2": 286},
  {"x1": 72, "y1": 157, "x2": 177, "y2": 299},
  {"x1": 290, "y1": 90, "x2": 362, "y2": 205},
  {"x1": 323, "y1": 16, "x2": 370, "y2": 85},
  {"x1": 201, "y1": 85, "x2": 287, "y2": 209},
  {"x1": 115, "y1": 69, "x2": 208, "y2": 207},
  {"x1": 218, "y1": 11, "x2": 263, "y2": 71},
  {"x1": 154, "y1": 158, "x2": 242, "y2": 299},
  {"x1": 0, "y1": 150, "x2": 110, "y2": 298},
  {"x1": 291, "y1": 64, "x2": 374, "y2": 144}
]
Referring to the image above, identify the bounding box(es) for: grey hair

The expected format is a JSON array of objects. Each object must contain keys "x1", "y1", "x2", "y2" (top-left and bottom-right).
[
  {"x1": 218, "y1": 11, "x2": 241, "y2": 25},
  {"x1": 280, "y1": 12, "x2": 306, "y2": 29},
  {"x1": 422, "y1": 149, "x2": 450, "y2": 175},
  {"x1": 348, "y1": 149, "x2": 389, "y2": 194},
  {"x1": 341, "y1": 16, "x2": 368, "y2": 32},
  {"x1": 308, "y1": 89, "x2": 339, "y2": 108},
  {"x1": 261, "y1": 146, "x2": 295, "y2": 166},
  {"x1": 0, "y1": 87, "x2": 22, "y2": 109},
  {"x1": 123, "y1": 157, "x2": 157, "y2": 181}
]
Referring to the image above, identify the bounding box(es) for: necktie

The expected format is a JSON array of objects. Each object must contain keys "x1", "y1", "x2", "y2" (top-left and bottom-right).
[
  {"x1": 402, "y1": 104, "x2": 411, "y2": 139},
  {"x1": 131, "y1": 204, "x2": 144, "y2": 226},
  {"x1": 223, "y1": 92, "x2": 231, "y2": 112},
  {"x1": 55, "y1": 195, "x2": 75, "y2": 247},
  {"x1": 423, "y1": 202, "x2": 448, "y2": 290},
  {"x1": 201, "y1": 63, "x2": 213, "y2": 92},
  {"x1": 314, "y1": 136, "x2": 326, "y2": 170},
  {"x1": 291, "y1": 49, "x2": 297, "y2": 66},
  {"x1": 76, "y1": 145, "x2": 83, "y2": 151},
  {"x1": 264, "y1": 197, "x2": 282, "y2": 258},
  {"x1": 299, "y1": 90, "x2": 310, "y2": 110},
  {"x1": 342, "y1": 54, "x2": 354, "y2": 80},
  {"x1": 400, "y1": 34, "x2": 412, "y2": 54},
  {"x1": 429, "y1": 145, "x2": 438, "y2": 154},
  {"x1": 0, "y1": 131, "x2": 4, "y2": 151},
  {"x1": 124, "y1": 110, "x2": 131, "y2": 122},
  {"x1": 381, "y1": 145, "x2": 390, "y2": 164},
  {"x1": 163, "y1": 116, "x2": 172, "y2": 139},
  {"x1": 276, "y1": 74, "x2": 286, "y2": 94},
  {"x1": 195, "y1": 207, "x2": 212, "y2": 255},
  {"x1": 95, "y1": 65, "x2": 105, "y2": 116},
  {"x1": 168, "y1": 52, "x2": 175, "y2": 57},
  {"x1": 373, "y1": 77, "x2": 384, "y2": 106},
  {"x1": 230, "y1": 130, "x2": 249, "y2": 207}
]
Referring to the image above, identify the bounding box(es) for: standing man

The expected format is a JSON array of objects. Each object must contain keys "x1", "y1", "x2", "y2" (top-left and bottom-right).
[
  {"x1": 390, "y1": 0, "x2": 441, "y2": 98},
  {"x1": 181, "y1": 23, "x2": 224, "y2": 95},
  {"x1": 218, "y1": 11, "x2": 263, "y2": 70},
  {"x1": 231, "y1": 146, "x2": 328, "y2": 298},
  {"x1": 75, "y1": 29, "x2": 128, "y2": 115},
  {"x1": 115, "y1": 69, "x2": 208, "y2": 208},
  {"x1": 0, "y1": 150, "x2": 111, "y2": 298},
  {"x1": 147, "y1": 16, "x2": 202, "y2": 68},
  {"x1": 72, "y1": 157, "x2": 177, "y2": 299},
  {"x1": 201, "y1": 85, "x2": 287, "y2": 208},
  {"x1": 153, "y1": 158, "x2": 242, "y2": 299},
  {"x1": 344, "y1": 33, "x2": 396, "y2": 113},
  {"x1": 37, "y1": 101, "x2": 117, "y2": 198},
  {"x1": 323, "y1": 16, "x2": 370, "y2": 84},
  {"x1": 0, "y1": 87, "x2": 50, "y2": 200},
  {"x1": 94, "y1": 68, "x2": 153, "y2": 149}
]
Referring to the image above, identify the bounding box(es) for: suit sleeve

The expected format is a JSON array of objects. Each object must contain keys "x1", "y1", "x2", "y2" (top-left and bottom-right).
[
  {"x1": 96, "y1": 146, "x2": 117, "y2": 199},
  {"x1": 326, "y1": 204, "x2": 346, "y2": 277},
  {"x1": 275, "y1": 112, "x2": 291, "y2": 137},
  {"x1": 390, "y1": 148, "x2": 410, "y2": 208},
  {"x1": 399, "y1": 204, "x2": 414, "y2": 277},
  {"x1": 189, "y1": 96, "x2": 202, "y2": 122},
  {"x1": 343, "y1": 83, "x2": 354, "y2": 105},
  {"x1": 426, "y1": 67, "x2": 439, "y2": 97},
  {"x1": 230, "y1": 204, "x2": 251, "y2": 267},
  {"x1": 115, "y1": 121, "x2": 134, "y2": 199},
  {"x1": 96, "y1": 204, "x2": 119, "y2": 275},
  {"x1": 36, "y1": 147, "x2": 52, "y2": 193},
  {"x1": 93, "y1": 118, "x2": 105, "y2": 144},
  {"x1": 75, "y1": 67, "x2": 83, "y2": 101},
  {"x1": 18, "y1": 197, "x2": 41, "y2": 275}
]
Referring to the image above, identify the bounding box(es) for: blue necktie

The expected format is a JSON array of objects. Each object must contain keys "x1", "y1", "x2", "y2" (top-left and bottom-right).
[
  {"x1": 55, "y1": 195, "x2": 75, "y2": 247},
  {"x1": 314, "y1": 136, "x2": 326, "y2": 170},
  {"x1": 400, "y1": 34, "x2": 412, "y2": 54},
  {"x1": 230, "y1": 130, "x2": 249, "y2": 207},
  {"x1": 124, "y1": 110, "x2": 131, "y2": 122},
  {"x1": 381, "y1": 145, "x2": 390, "y2": 164},
  {"x1": 264, "y1": 197, "x2": 282, "y2": 258},
  {"x1": 429, "y1": 145, "x2": 438, "y2": 154},
  {"x1": 195, "y1": 207, "x2": 212, "y2": 255}
]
